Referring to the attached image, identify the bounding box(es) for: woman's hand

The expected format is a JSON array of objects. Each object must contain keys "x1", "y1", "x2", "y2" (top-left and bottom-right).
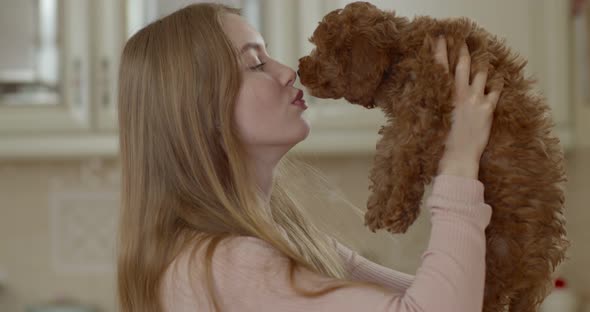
[{"x1": 433, "y1": 36, "x2": 503, "y2": 179}]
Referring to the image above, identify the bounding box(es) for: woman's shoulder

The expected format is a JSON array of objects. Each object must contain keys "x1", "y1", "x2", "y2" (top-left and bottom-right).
[
  {"x1": 164, "y1": 235, "x2": 287, "y2": 285},
  {"x1": 161, "y1": 235, "x2": 290, "y2": 310},
  {"x1": 170, "y1": 235, "x2": 287, "y2": 272},
  {"x1": 203, "y1": 235, "x2": 285, "y2": 259}
]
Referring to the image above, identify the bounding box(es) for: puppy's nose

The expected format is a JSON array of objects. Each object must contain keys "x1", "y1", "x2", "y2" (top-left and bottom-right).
[{"x1": 297, "y1": 69, "x2": 301, "y2": 77}]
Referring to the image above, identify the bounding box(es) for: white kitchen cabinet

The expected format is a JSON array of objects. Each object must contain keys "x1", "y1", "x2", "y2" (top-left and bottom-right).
[
  {"x1": 572, "y1": 4, "x2": 590, "y2": 148},
  {"x1": 0, "y1": 0, "x2": 258, "y2": 158},
  {"x1": 260, "y1": 0, "x2": 574, "y2": 154},
  {"x1": 92, "y1": 0, "x2": 264, "y2": 131},
  {"x1": 370, "y1": 0, "x2": 573, "y2": 149},
  {"x1": 260, "y1": 0, "x2": 387, "y2": 155},
  {"x1": 0, "y1": 0, "x2": 121, "y2": 159},
  {"x1": 94, "y1": 0, "x2": 125, "y2": 131},
  {"x1": 0, "y1": 0, "x2": 574, "y2": 158},
  {"x1": 0, "y1": 0, "x2": 92, "y2": 133}
]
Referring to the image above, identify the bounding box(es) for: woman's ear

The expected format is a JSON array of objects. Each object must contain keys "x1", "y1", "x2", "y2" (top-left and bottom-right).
[{"x1": 345, "y1": 36, "x2": 391, "y2": 107}]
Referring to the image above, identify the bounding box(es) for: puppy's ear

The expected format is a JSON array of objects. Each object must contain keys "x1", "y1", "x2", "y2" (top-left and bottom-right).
[{"x1": 345, "y1": 37, "x2": 391, "y2": 108}]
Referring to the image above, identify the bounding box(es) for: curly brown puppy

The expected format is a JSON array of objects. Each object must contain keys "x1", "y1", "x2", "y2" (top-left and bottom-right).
[{"x1": 298, "y1": 2, "x2": 569, "y2": 312}]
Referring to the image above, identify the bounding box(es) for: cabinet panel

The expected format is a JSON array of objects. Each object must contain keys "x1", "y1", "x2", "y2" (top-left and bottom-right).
[
  {"x1": 97, "y1": 0, "x2": 263, "y2": 131},
  {"x1": 369, "y1": 0, "x2": 572, "y2": 147},
  {"x1": 270, "y1": 0, "x2": 573, "y2": 153},
  {"x1": 0, "y1": 0, "x2": 91, "y2": 133},
  {"x1": 94, "y1": 0, "x2": 125, "y2": 131},
  {"x1": 0, "y1": 0, "x2": 572, "y2": 157}
]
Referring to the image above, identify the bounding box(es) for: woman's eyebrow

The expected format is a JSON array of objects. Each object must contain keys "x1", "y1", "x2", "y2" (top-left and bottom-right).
[{"x1": 240, "y1": 42, "x2": 268, "y2": 54}]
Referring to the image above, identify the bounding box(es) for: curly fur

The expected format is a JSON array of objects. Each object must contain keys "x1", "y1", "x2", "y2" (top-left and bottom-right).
[{"x1": 298, "y1": 2, "x2": 570, "y2": 312}]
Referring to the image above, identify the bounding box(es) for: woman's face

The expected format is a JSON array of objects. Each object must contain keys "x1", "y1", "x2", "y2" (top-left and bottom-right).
[{"x1": 222, "y1": 14, "x2": 310, "y2": 156}]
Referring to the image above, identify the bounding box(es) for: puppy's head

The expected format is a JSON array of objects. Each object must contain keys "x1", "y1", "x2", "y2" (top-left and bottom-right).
[{"x1": 298, "y1": 2, "x2": 405, "y2": 108}]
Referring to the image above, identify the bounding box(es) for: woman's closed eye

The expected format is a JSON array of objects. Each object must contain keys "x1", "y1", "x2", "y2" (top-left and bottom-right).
[{"x1": 250, "y1": 62, "x2": 266, "y2": 71}]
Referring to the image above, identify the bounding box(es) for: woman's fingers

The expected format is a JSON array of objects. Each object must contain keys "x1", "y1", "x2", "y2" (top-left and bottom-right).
[
  {"x1": 435, "y1": 38, "x2": 500, "y2": 107},
  {"x1": 455, "y1": 42, "x2": 471, "y2": 93},
  {"x1": 484, "y1": 73, "x2": 505, "y2": 107},
  {"x1": 433, "y1": 36, "x2": 450, "y2": 73},
  {"x1": 485, "y1": 82, "x2": 504, "y2": 107},
  {"x1": 471, "y1": 70, "x2": 488, "y2": 95}
]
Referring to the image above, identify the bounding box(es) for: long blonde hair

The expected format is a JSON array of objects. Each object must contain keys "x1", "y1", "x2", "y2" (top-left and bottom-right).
[{"x1": 117, "y1": 3, "x2": 382, "y2": 312}]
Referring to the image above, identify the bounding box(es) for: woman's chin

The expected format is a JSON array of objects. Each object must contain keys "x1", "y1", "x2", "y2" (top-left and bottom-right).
[
  {"x1": 285, "y1": 122, "x2": 311, "y2": 149},
  {"x1": 298, "y1": 119, "x2": 312, "y2": 141}
]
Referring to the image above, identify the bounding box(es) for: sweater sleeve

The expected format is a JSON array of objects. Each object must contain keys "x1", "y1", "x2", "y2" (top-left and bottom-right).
[
  {"x1": 332, "y1": 174, "x2": 492, "y2": 311},
  {"x1": 161, "y1": 175, "x2": 492, "y2": 312},
  {"x1": 331, "y1": 238, "x2": 415, "y2": 293}
]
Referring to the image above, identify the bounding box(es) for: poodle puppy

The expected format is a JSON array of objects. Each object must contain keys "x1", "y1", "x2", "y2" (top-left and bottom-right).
[{"x1": 298, "y1": 2, "x2": 569, "y2": 312}]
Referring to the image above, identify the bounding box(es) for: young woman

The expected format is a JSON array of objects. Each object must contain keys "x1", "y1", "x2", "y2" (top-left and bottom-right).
[{"x1": 117, "y1": 3, "x2": 503, "y2": 312}]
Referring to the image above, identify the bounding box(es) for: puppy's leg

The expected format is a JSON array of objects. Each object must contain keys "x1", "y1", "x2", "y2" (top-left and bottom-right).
[
  {"x1": 365, "y1": 125, "x2": 398, "y2": 232},
  {"x1": 365, "y1": 141, "x2": 425, "y2": 233},
  {"x1": 365, "y1": 119, "x2": 428, "y2": 234},
  {"x1": 365, "y1": 123, "x2": 424, "y2": 233}
]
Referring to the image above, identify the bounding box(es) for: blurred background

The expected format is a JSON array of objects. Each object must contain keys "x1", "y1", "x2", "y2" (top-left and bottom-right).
[{"x1": 0, "y1": 0, "x2": 589, "y2": 311}]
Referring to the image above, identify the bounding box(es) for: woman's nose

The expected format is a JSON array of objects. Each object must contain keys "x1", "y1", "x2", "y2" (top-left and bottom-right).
[{"x1": 281, "y1": 67, "x2": 297, "y2": 86}]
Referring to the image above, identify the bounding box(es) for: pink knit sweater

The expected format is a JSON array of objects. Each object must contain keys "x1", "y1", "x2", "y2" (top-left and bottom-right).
[{"x1": 161, "y1": 175, "x2": 492, "y2": 311}]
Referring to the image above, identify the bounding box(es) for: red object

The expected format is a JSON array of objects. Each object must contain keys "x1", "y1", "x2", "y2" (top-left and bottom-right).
[{"x1": 555, "y1": 277, "x2": 567, "y2": 289}]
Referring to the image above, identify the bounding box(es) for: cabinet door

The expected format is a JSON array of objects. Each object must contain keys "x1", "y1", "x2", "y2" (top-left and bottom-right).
[
  {"x1": 263, "y1": 0, "x2": 387, "y2": 155},
  {"x1": 94, "y1": 0, "x2": 125, "y2": 131},
  {"x1": 264, "y1": 0, "x2": 572, "y2": 153},
  {"x1": 572, "y1": 3, "x2": 589, "y2": 147},
  {"x1": 0, "y1": 0, "x2": 91, "y2": 133},
  {"x1": 366, "y1": 0, "x2": 572, "y2": 148},
  {"x1": 99, "y1": 0, "x2": 263, "y2": 131}
]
